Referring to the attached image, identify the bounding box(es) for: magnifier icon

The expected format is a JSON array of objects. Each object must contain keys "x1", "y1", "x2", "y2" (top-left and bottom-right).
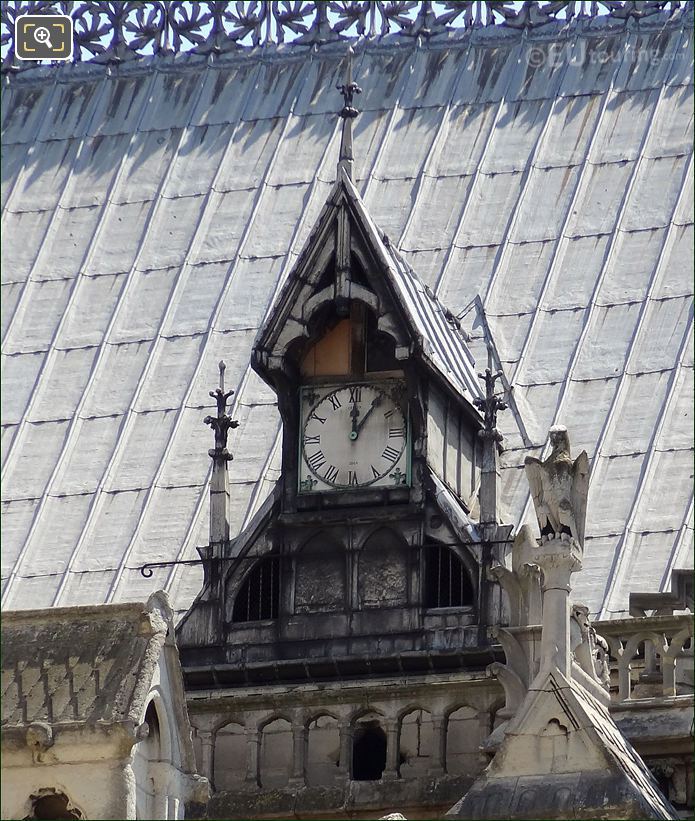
[{"x1": 34, "y1": 26, "x2": 53, "y2": 49}]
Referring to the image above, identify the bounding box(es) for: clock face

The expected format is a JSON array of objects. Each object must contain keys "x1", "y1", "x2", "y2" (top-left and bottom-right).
[{"x1": 299, "y1": 381, "x2": 409, "y2": 492}]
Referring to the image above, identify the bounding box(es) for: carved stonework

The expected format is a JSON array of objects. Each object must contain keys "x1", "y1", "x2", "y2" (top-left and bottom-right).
[
  {"x1": 524, "y1": 425, "x2": 589, "y2": 549},
  {"x1": 2, "y1": 1, "x2": 689, "y2": 73}
]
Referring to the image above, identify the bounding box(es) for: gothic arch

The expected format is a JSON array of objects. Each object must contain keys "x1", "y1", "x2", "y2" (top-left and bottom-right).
[
  {"x1": 214, "y1": 721, "x2": 246, "y2": 792},
  {"x1": 399, "y1": 707, "x2": 434, "y2": 777},
  {"x1": 306, "y1": 713, "x2": 341, "y2": 786}
]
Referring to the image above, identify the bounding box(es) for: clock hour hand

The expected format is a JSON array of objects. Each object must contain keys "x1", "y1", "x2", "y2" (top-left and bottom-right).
[
  {"x1": 349, "y1": 402, "x2": 360, "y2": 440},
  {"x1": 355, "y1": 395, "x2": 382, "y2": 436}
]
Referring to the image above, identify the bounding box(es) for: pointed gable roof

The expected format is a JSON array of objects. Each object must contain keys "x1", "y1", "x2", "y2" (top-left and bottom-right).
[
  {"x1": 447, "y1": 668, "x2": 677, "y2": 820},
  {"x1": 253, "y1": 168, "x2": 483, "y2": 409}
]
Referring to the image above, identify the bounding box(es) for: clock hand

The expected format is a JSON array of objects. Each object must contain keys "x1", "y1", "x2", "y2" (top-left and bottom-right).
[
  {"x1": 355, "y1": 395, "x2": 382, "y2": 435},
  {"x1": 349, "y1": 402, "x2": 360, "y2": 441}
]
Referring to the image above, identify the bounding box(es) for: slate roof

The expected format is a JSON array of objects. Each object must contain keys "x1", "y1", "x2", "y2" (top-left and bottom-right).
[
  {"x1": 1, "y1": 592, "x2": 173, "y2": 728},
  {"x1": 1, "y1": 11, "x2": 693, "y2": 621}
]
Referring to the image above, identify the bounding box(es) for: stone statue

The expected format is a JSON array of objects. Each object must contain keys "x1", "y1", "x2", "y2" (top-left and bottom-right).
[
  {"x1": 570, "y1": 603, "x2": 611, "y2": 688},
  {"x1": 524, "y1": 425, "x2": 589, "y2": 548}
]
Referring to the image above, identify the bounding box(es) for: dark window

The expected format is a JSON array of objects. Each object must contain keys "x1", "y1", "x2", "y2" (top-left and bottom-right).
[
  {"x1": 232, "y1": 557, "x2": 280, "y2": 622},
  {"x1": 29, "y1": 791, "x2": 82, "y2": 820},
  {"x1": 365, "y1": 309, "x2": 398, "y2": 372},
  {"x1": 424, "y1": 544, "x2": 474, "y2": 609},
  {"x1": 352, "y1": 723, "x2": 387, "y2": 781}
]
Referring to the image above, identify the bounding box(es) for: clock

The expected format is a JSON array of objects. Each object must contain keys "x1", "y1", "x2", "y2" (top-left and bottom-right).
[{"x1": 299, "y1": 381, "x2": 409, "y2": 493}]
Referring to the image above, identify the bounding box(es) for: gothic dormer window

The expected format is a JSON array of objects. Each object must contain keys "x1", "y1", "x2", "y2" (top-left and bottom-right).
[
  {"x1": 231, "y1": 556, "x2": 280, "y2": 623},
  {"x1": 424, "y1": 543, "x2": 475, "y2": 610}
]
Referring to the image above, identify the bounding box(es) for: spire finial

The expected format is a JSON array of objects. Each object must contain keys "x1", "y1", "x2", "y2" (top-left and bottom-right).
[
  {"x1": 336, "y1": 46, "x2": 361, "y2": 180},
  {"x1": 204, "y1": 360, "x2": 238, "y2": 457}
]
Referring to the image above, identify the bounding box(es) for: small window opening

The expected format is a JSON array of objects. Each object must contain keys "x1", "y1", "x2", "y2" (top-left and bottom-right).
[
  {"x1": 365, "y1": 309, "x2": 398, "y2": 373},
  {"x1": 232, "y1": 557, "x2": 280, "y2": 622},
  {"x1": 352, "y1": 723, "x2": 387, "y2": 781},
  {"x1": 425, "y1": 544, "x2": 474, "y2": 609},
  {"x1": 29, "y1": 791, "x2": 83, "y2": 820}
]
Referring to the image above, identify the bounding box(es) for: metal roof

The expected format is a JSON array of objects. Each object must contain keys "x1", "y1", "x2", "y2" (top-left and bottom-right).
[{"x1": 1, "y1": 11, "x2": 693, "y2": 621}]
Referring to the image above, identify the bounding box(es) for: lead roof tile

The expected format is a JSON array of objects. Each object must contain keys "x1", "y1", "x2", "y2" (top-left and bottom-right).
[
  {"x1": 0, "y1": 352, "x2": 45, "y2": 424},
  {"x1": 1, "y1": 210, "x2": 53, "y2": 283},
  {"x1": 249, "y1": 57, "x2": 313, "y2": 119},
  {"x1": 654, "y1": 366, "x2": 694, "y2": 451},
  {"x1": 190, "y1": 62, "x2": 260, "y2": 126},
  {"x1": 372, "y1": 105, "x2": 442, "y2": 180},
  {"x1": 400, "y1": 47, "x2": 466, "y2": 109},
  {"x1": 595, "y1": 228, "x2": 667, "y2": 304},
  {"x1": 108, "y1": 267, "x2": 179, "y2": 345},
  {"x1": 588, "y1": 453, "x2": 648, "y2": 535},
  {"x1": 534, "y1": 94, "x2": 603, "y2": 168},
  {"x1": 643, "y1": 84, "x2": 694, "y2": 158},
  {"x1": 158, "y1": 407, "x2": 212, "y2": 488},
  {"x1": 555, "y1": 377, "x2": 622, "y2": 459},
  {"x1": 631, "y1": 296, "x2": 692, "y2": 372},
  {"x1": 161, "y1": 262, "x2": 228, "y2": 336},
  {"x1": 161, "y1": 123, "x2": 236, "y2": 199},
  {"x1": 572, "y1": 302, "x2": 643, "y2": 381},
  {"x1": 135, "y1": 196, "x2": 206, "y2": 271},
  {"x1": 84, "y1": 200, "x2": 154, "y2": 275},
  {"x1": 2, "y1": 420, "x2": 71, "y2": 502},
  {"x1": 613, "y1": 27, "x2": 684, "y2": 92},
  {"x1": 51, "y1": 415, "x2": 124, "y2": 496},
  {"x1": 453, "y1": 171, "x2": 524, "y2": 247},
  {"x1": 104, "y1": 409, "x2": 178, "y2": 492},
  {"x1": 1, "y1": 82, "x2": 57, "y2": 145},
  {"x1": 138, "y1": 70, "x2": 205, "y2": 132},
  {"x1": 566, "y1": 160, "x2": 635, "y2": 237},
  {"x1": 113, "y1": 130, "x2": 180, "y2": 204},
  {"x1": 0, "y1": 499, "x2": 40, "y2": 578},
  {"x1": 56, "y1": 273, "x2": 127, "y2": 349},
  {"x1": 666, "y1": 26, "x2": 693, "y2": 86},
  {"x1": 80, "y1": 340, "x2": 154, "y2": 417},
  {"x1": 132, "y1": 335, "x2": 206, "y2": 413},
  {"x1": 191, "y1": 189, "x2": 257, "y2": 265},
  {"x1": 27, "y1": 347, "x2": 99, "y2": 423},
  {"x1": 3, "y1": 278, "x2": 74, "y2": 354},
  {"x1": 1, "y1": 425, "x2": 18, "y2": 468},
  {"x1": 588, "y1": 89, "x2": 660, "y2": 163},
  {"x1": 1, "y1": 283, "x2": 23, "y2": 337},
  {"x1": 510, "y1": 165, "x2": 581, "y2": 242},
  {"x1": 70, "y1": 489, "x2": 148, "y2": 572},
  {"x1": 19, "y1": 494, "x2": 93, "y2": 578},
  {"x1": 37, "y1": 78, "x2": 104, "y2": 142},
  {"x1": 401, "y1": 174, "x2": 474, "y2": 252},
  {"x1": 480, "y1": 98, "x2": 551, "y2": 173},
  {"x1": 430, "y1": 103, "x2": 498, "y2": 176},
  {"x1": 267, "y1": 113, "x2": 337, "y2": 186},
  {"x1": 452, "y1": 41, "x2": 521, "y2": 104},
  {"x1": 631, "y1": 449, "x2": 694, "y2": 534},
  {"x1": 602, "y1": 370, "x2": 674, "y2": 456},
  {"x1": 513, "y1": 308, "x2": 588, "y2": 385},
  {"x1": 621, "y1": 155, "x2": 690, "y2": 231},
  {"x1": 487, "y1": 240, "x2": 557, "y2": 314},
  {"x1": 8, "y1": 139, "x2": 80, "y2": 212},
  {"x1": 89, "y1": 73, "x2": 157, "y2": 136},
  {"x1": 540, "y1": 235, "x2": 611, "y2": 310},
  {"x1": 34, "y1": 205, "x2": 102, "y2": 280}
]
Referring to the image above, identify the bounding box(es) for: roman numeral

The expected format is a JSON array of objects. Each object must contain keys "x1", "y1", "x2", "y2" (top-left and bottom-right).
[
  {"x1": 382, "y1": 446, "x2": 400, "y2": 462},
  {"x1": 384, "y1": 408, "x2": 396, "y2": 419},
  {"x1": 324, "y1": 465, "x2": 339, "y2": 483},
  {"x1": 371, "y1": 465, "x2": 381, "y2": 479},
  {"x1": 389, "y1": 427, "x2": 405, "y2": 438},
  {"x1": 349, "y1": 386, "x2": 362, "y2": 403},
  {"x1": 348, "y1": 470, "x2": 358, "y2": 486},
  {"x1": 304, "y1": 434, "x2": 320, "y2": 445},
  {"x1": 328, "y1": 394, "x2": 342, "y2": 410},
  {"x1": 309, "y1": 412, "x2": 326, "y2": 425},
  {"x1": 307, "y1": 450, "x2": 326, "y2": 472}
]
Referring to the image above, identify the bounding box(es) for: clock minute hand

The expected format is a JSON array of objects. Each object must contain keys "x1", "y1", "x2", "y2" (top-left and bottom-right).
[{"x1": 355, "y1": 395, "x2": 382, "y2": 435}]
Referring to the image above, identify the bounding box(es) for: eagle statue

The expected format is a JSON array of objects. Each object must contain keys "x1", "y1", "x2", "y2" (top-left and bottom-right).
[{"x1": 524, "y1": 426, "x2": 589, "y2": 549}]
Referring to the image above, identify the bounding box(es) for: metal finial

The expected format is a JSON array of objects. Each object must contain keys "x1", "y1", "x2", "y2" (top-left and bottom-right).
[
  {"x1": 204, "y1": 361, "x2": 238, "y2": 457},
  {"x1": 336, "y1": 47, "x2": 361, "y2": 180},
  {"x1": 473, "y1": 368, "x2": 507, "y2": 441}
]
